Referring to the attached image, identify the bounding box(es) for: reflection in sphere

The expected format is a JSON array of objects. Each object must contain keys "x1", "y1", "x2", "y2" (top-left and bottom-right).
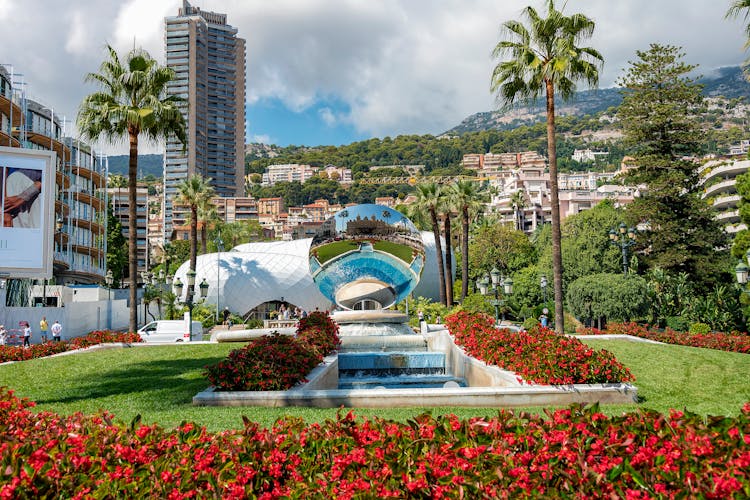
[{"x1": 308, "y1": 204, "x2": 425, "y2": 310}]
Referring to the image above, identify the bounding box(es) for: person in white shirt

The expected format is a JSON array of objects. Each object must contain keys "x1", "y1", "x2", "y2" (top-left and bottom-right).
[
  {"x1": 50, "y1": 320, "x2": 62, "y2": 342},
  {"x1": 22, "y1": 321, "x2": 31, "y2": 347},
  {"x1": 0, "y1": 325, "x2": 6, "y2": 346}
]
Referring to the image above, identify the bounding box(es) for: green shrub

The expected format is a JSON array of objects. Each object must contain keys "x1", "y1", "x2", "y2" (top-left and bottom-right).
[
  {"x1": 522, "y1": 317, "x2": 539, "y2": 331},
  {"x1": 689, "y1": 322, "x2": 711, "y2": 334},
  {"x1": 665, "y1": 316, "x2": 690, "y2": 332}
]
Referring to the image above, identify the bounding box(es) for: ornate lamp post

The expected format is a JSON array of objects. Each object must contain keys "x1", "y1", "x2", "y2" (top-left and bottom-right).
[
  {"x1": 477, "y1": 267, "x2": 514, "y2": 324},
  {"x1": 105, "y1": 269, "x2": 114, "y2": 330},
  {"x1": 609, "y1": 222, "x2": 637, "y2": 275},
  {"x1": 174, "y1": 270, "x2": 209, "y2": 334},
  {"x1": 734, "y1": 249, "x2": 750, "y2": 293},
  {"x1": 540, "y1": 275, "x2": 548, "y2": 307}
]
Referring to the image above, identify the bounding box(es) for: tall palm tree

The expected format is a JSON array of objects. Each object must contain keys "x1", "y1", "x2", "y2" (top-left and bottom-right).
[
  {"x1": 78, "y1": 45, "x2": 186, "y2": 333},
  {"x1": 198, "y1": 201, "x2": 219, "y2": 255},
  {"x1": 491, "y1": 0, "x2": 603, "y2": 332},
  {"x1": 451, "y1": 180, "x2": 487, "y2": 301},
  {"x1": 176, "y1": 175, "x2": 215, "y2": 273},
  {"x1": 413, "y1": 183, "x2": 447, "y2": 306},
  {"x1": 439, "y1": 190, "x2": 455, "y2": 306}
]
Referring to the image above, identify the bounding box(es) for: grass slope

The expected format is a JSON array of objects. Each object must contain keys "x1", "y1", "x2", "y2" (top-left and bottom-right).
[{"x1": 0, "y1": 340, "x2": 747, "y2": 432}]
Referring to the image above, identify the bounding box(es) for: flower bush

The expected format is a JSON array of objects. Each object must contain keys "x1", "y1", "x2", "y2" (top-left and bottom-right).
[
  {"x1": 445, "y1": 311, "x2": 634, "y2": 384},
  {"x1": 0, "y1": 330, "x2": 142, "y2": 363},
  {"x1": 204, "y1": 312, "x2": 339, "y2": 391},
  {"x1": 577, "y1": 322, "x2": 750, "y2": 354},
  {"x1": 0, "y1": 387, "x2": 747, "y2": 498}
]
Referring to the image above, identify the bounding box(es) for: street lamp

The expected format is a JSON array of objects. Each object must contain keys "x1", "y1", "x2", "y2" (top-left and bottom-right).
[
  {"x1": 477, "y1": 266, "x2": 513, "y2": 324},
  {"x1": 540, "y1": 275, "x2": 548, "y2": 307},
  {"x1": 174, "y1": 270, "x2": 210, "y2": 334},
  {"x1": 215, "y1": 237, "x2": 224, "y2": 324},
  {"x1": 105, "y1": 269, "x2": 114, "y2": 330},
  {"x1": 141, "y1": 271, "x2": 152, "y2": 325},
  {"x1": 609, "y1": 222, "x2": 637, "y2": 275},
  {"x1": 735, "y1": 249, "x2": 750, "y2": 293},
  {"x1": 105, "y1": 270, "x2": 113, "y2": 301}
]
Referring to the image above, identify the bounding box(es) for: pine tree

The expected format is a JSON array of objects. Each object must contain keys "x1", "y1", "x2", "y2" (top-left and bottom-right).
[{"x1": 618, "y1": 44, "x2": 728, "y2": 288}]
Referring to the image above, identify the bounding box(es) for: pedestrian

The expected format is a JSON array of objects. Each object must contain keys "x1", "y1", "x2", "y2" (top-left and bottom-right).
[
  {"x1": 436, "y1": 315, "x2": 441, "y2": 324},
  {"x1": 50, "y1": 320, "x2": 62, "y2": 342},
  {"x1": 0, "y1": 324, "x2": 6, "y2": 346},
  {"x1": 22, "y1": 321, "x2": 31, "y2": 348},
  {"x1": 39, "y1": 316, "x2": 48, "y2": 342},
  {"x1": 300, "y1": 309, "x2": 308, "y2": 318},
  {"x1": 222, "y1": 307, "x2": 230, "y2": 327},
  {"x1": 539, "y1": 308, "x2": 549, "y2": 328},
  {"x1": 417, "y1": 309, "x2": 424, "y2": 324}
]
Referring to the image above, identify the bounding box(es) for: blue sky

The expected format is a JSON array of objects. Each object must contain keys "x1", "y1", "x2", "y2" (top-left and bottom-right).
[{"x1": 247, "y1": 97, "x2": 369, "y2": 147}]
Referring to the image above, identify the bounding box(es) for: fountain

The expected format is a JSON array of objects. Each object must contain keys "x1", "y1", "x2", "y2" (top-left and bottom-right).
[{"x1": 194, "y1": 204, "x2": 638, "y2": 408}]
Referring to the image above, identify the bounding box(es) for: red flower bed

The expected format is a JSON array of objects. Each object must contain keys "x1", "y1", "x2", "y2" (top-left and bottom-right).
[
  {"x1": 0, "y1": 330, "x2": 142, "y2": 363},
  {"x1": 0, "y1": 387, "x2": 747, "y2": 498},
  {"x1": 445, "y1": 311, "x2": 634, "y2": 384},
  {"x1": 204, "y1": 311, "x2": 340, "y2": 391},
  {"x1": 577, "y1": 322, "x2": 750, "y2": 354}
]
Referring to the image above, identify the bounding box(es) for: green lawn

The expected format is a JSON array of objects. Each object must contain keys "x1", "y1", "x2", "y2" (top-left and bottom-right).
[
  {"x1": 0, "y1": 340, "x2": 747, "y2": 432},
  {"x1": 313, "y1": 240, "x2": 359, "y2": 263},
  {"x1": 372, "y1": 240, "x2": 414, "y2": 264}
]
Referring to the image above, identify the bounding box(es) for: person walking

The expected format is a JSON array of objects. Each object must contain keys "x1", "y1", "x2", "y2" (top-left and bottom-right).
[
  {"x1": 50, "y1": 320, "x2": 62, "y2": 342},
  {"x1": 0, "y1": 324, "x2": 6, "y2": 346},
  {"x1": 22, "y1": 321, "x2": 31, "y2": 348},
  {"x1": 39, "y1": 316, "x2": 48, "y2": 342}
]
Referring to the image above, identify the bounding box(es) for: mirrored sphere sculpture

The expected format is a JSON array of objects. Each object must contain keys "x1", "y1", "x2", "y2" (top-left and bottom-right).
[{"x1": 309, "y1": 204, "x2": 424, "y2": 310}]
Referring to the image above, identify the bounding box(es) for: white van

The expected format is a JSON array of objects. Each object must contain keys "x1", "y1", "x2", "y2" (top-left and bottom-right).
[{"x1": 137, "y1": 320, "x2": 203, "y2": 343}]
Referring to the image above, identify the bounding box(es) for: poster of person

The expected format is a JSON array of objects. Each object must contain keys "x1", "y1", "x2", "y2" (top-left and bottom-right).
[
  {"x1": 3, "y1": 167, "x2": 43, "y2": 228},
  {"x1": 0, "y1": 147, "x2": 56, "y2": 279}
]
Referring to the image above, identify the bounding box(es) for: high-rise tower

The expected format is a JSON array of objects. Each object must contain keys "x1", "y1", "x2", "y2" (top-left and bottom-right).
[{"x1": 163, "y1": 0, "x2": 246, "y2": 239}]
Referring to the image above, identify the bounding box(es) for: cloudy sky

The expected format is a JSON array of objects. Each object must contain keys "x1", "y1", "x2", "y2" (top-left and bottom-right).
[{"x1": 0, "y1": 0, "x2": 746, "y2": 154}]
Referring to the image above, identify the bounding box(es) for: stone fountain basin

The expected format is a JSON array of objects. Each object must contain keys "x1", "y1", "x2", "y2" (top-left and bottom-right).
[{"x1": 193, "y1": 328, "x2": 637, "y2": 408}]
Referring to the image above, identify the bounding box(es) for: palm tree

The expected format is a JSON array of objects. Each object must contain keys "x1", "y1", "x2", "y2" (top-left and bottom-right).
[
  {"x1": 413, "y1": 183, "x2": 447, "y2": 306},
  {"x1": 491, "y1": 0, "x2": 603, "y2": 332},
  {"x1": 176, "y1": 175, "x2": 215, "y2": 273},
  {"x1": 451, "y1": 180, "x2": 487, "y2": 301},
  {"x1": 78, "y1": 45, "x2": 186, "y2": 333},
  {"x1": 510, "y1": 190, "x2": 526, "y2": 231},
  {"x1": 439, "y1": 190, "x2": 455, "y2": 306},
  {"x1": 198, "y1": 201, "x2": 219, "y2": 255}
]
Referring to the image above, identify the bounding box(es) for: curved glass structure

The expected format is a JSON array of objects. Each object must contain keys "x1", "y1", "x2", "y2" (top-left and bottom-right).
[{"x1": 309, "y1": 204, "x2": 424, "y2": 310}]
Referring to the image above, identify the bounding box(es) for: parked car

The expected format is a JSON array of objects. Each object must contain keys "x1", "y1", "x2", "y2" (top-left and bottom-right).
[{"x1": 137, "y1": 320, "x2": 203, "y2": 343}]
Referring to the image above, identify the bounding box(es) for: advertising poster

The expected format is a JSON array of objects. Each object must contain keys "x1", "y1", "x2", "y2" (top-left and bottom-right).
[{"x1": 0, "y1": 147, "x2": 56, "y2": 279}]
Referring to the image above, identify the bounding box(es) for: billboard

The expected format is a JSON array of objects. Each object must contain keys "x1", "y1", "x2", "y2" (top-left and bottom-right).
[{"x1": 0, "y1": 147, "x2": 56, "y2": 279}]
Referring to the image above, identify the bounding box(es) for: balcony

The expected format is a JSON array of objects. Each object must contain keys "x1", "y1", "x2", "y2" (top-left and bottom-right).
[
  {"x1": 716, "y1": 209, "x2": 740, "y2": 223},
  {"x1": 702, "y1": 178, "x2": 737, "y2": 199},
  {"x1": 712, "y1": 194, "x2": 741, "y2": 210},
  {"x1": 701, "y1": 160, "x2": 750, "y2": 184},
  {"x1": 71, "y1": 243, "x2": 105, "y2": 260},
  {"x1": 16, "y1": 127, "x2": 71, "y2": 163},
  {"x1": 71, "y1": 217, "x2": 105, "y2": 234},
  {"x1": 0, "y1": 129, "x2": 19, "y2": 147},
  {"x1": 72, "y1": 165, "x2": 105, "y2": 188},
  {"x1": 0, "y1": 93, "x2": 22, "y2": 127},
  {"x1": 72, "y1": 190, "x2": 106, "y2": 211}
]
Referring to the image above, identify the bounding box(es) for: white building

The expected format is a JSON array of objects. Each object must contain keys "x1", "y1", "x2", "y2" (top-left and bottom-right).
[{"x1": 262, "y1": 163, "x2": 318, "y2": 186}]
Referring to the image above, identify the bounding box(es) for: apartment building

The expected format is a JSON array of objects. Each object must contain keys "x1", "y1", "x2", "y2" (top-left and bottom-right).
[
  {"x1": 1, "y1": 64, "x2": 108, "y2": 289},
  {"x1": 700, "y1": 158, "x2": 750, "y2": 234},
  {"x1": 108, "y1": 185, "x2": 149, "y2": 274},
  {"x1": 261, "y1": 163, "x2": 318, "y2": 186},
  {"x1": 163, "y1": 0, "x2": 246, "y2": 238}
]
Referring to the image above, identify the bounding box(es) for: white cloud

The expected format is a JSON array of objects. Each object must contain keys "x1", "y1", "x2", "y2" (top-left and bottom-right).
[
  {"x1": 251, "y1": 134, "x2": 272, "y2": 144},
  {"x1": 318, "y1": 107, "x2": 337, "y2": 127},
  {"x1": 113, "y1": 0, "x2": 177, "y2": 59},
  {"x1": 65, "y1": 10, "x2": 89, "y2": 56}
]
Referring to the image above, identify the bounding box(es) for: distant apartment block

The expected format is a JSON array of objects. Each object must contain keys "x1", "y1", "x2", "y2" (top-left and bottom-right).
[
  {"x1": 572, "y1": 149, "x2": 609, "y2": 163},
  {"x1": 108, "y1": 185, "x2": 149, "y2": 275},
  {"x1": 461, "y1": 151, "x2": 547, "y2": 174},
  {"x1": 700, "y1": 158, "x2": 750, "y2": 234},
  {"x1": 211, "y1": 196, "x2": 258, "y2": 223},
  {"x1": 163, "y1": 0, "x2": 246, "y2": 239},
  {"x1": 321, "y1": 164, "x2": 352, "y2": 183},
  {"x1": 261, "y1": 163, "x2": 318, "y2": 186},
  {"x1": 729, "y1": 140, "x2": 750, "y2": 156}
]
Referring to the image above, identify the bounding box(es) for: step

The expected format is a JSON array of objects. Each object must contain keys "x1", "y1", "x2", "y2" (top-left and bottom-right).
[
  {"x1": 338, "y1": 352, "x2": 444, "y2": 371},
  {"x1": 338, "y1": 374, "x2": 467, "y2": 390}
]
